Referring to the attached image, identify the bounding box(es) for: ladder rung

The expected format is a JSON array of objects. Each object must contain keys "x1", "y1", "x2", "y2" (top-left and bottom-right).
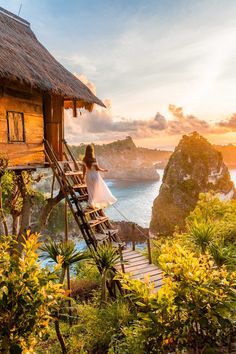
[
  {"x1": 88, "y1": 216, "x2": 109, "y2": 227},
  {"x1": 70, "y1": 195, "x2": 88, "y2": 204},
  {"x1": 74, "y1": 194, "x2": 88, "y2": 201},
  {"x1": 83, "y1": 207, "x2": 102, "y2": 214},
  {"x1": 112, "y1": 241, "x2": 126, "y2": 249},
  {"x1": 73, "y1": 184, "x2": 87, "y2": 189},
  {"x1": 65, "y1": 171, "x2": 82, "y2": 176},
  {"x1": 104, "y1": 228, "x2": 118, "y2": 236},
  {"x1": 94, "y1": 233, "x2": 109, "y2": 242}
]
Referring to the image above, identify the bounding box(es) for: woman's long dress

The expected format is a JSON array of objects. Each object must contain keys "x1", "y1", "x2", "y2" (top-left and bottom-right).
[{"x1": 85, "y1": 162, "x2": 117, "y2": 208}]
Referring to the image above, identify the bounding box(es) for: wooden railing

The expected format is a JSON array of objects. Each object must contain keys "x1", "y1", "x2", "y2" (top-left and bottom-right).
[
  {"x1": 118, "y1": 227, "x2": 153, "y2": 273},
  {"x1": 130, "y1": 233, "x2": 152, "y2": 264}
]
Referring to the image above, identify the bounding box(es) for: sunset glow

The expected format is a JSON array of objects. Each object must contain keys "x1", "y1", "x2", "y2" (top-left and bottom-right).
[{"x1": 2, "y1": 0, "x2": 236, "y2": 148}]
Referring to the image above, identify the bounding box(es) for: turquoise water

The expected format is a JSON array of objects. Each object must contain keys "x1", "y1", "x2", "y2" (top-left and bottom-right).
[
  {"x1": 105, "y1": 169, "x2": 236, "y2": 228},
  {"x1": 39, "y1": 169, "x2": 236, "y2": 266}
]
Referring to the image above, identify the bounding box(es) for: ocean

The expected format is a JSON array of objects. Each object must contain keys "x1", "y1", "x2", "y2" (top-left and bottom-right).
[
  {"x1": 40, "y1": 169, "x2": 236, "y2": 266},
  {"x1": 105, "y1": 169, "x2": 236, "y2": 228}
]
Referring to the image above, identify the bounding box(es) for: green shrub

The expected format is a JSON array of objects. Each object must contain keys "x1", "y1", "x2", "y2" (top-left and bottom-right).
[
  {"x1": 70, "y1": 278, "x2": 100, "y2": 302},
  {"x1": 0, "y1": 233, "x2": 64, "y2": 353},
  {"x1": 68, "y1": 301, "x2": 132, "y2": 354},
  {"x1": 76, "y1": 261, "x2": 101, "y2": 282},
  {"x1": 187, "y1": 193, "x2": 236, "y2": 245},
  {"x1": 117, "y1": 242, "x2": 236, "y2": 353}
]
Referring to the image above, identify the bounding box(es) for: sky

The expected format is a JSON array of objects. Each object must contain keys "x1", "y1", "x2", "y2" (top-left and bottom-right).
[{"x1": 1, "y1": 0, "x2": 236, "y2": 149}]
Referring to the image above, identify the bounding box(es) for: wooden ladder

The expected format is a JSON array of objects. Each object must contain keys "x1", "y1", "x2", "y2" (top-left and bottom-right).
[
  {"x1": 44, "y1": 139, "x2": 163, "y2": 293},
  {"x1": 44, "y1": 139, "x2": 120, "y2": 251}
]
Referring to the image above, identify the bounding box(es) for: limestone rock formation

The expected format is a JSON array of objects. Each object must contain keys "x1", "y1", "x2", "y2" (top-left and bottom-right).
[
  {"x1": 73, "y1": 137, "x2": 160, "y2": 181},
  {"x1": 150, "y1": 132, "x2": 236, "y2": 235}
]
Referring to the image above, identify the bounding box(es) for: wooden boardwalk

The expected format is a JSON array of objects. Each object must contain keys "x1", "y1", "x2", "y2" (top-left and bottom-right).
[{"x1": 115, "y1": 249, "x2": 163, "y2": 292}]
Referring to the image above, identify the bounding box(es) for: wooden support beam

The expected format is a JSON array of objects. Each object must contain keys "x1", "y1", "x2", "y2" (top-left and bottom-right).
[{"x1": 73, "y1": 100, "x2": 77, "y2": 117}]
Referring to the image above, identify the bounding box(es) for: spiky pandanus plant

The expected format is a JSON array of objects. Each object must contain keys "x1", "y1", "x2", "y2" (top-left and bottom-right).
[
  {"x1": 209, "y1": 241, "x2": 236, "y2": 269},
  {"x1": 188, "y1": 221, "x2": 216, "y2": 254},
  {"x1": 41, "y1": 240, "x2": 90, "y2": 283},
  {"x1": 90, "y1": 243, "x2": 121, "y2": 303},
  {"x1": 40, "y1": 240, "x2": 90, "y2": 354}
]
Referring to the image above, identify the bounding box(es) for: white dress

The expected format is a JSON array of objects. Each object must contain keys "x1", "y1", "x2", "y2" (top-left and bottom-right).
[{"x1": 84, "y1": 162, "x2": 117, "y2": 208}]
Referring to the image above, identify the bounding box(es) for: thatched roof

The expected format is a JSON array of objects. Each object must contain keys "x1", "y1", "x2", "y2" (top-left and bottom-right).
[{"x1": 0, "y1": 7, "x2": 105, "y2": 108}]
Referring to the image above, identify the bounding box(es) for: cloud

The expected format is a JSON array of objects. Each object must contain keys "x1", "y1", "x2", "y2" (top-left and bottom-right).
[
  {"x1": 65, "y1": 104, "x2": 215, "y2": 144},
  {"x1": 74, "y1": 73, "x2": 96, "y2": 95},
  {"x1": 167, "y1": 104, "x2": 210, "y2": 135},
  {"x1": 218, "y1": 114, "x2": 236, "y2": 131},
  {"x1": 64, "y1": 77, "x2": 232, "y2": 145}
]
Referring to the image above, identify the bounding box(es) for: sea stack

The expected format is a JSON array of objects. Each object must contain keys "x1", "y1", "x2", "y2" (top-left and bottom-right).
[{"x1": 150, "y1": 132, "x2": 236, "y2": 235}]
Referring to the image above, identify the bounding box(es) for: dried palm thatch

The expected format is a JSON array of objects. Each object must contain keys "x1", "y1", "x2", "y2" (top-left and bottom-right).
[{"x1": 0, "y1": 7, "x2": 105, "y2": 109}]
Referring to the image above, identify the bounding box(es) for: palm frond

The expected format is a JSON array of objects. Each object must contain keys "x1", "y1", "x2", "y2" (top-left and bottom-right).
[
  {"x1": 188, "y1": 221, "x2": 216, "y2": 253},
  {"x1": 40, "y1": 240, "x2": 90, "y2": 267},
  {"x1": 209, "y1": 241, "x2": 236, "y2": 269},
  {"x1": 90, "y1": 243, "x2": 120, "y2": 272}
]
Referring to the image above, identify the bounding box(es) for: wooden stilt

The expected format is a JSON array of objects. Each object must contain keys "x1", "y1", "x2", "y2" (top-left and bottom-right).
[{"x1": 64, "y1": 200, "x2": 72, "y2": 326}]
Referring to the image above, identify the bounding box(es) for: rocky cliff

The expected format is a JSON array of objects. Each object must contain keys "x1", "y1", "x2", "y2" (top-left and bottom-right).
[
  {"x1": 72, "y1": 137, "x2": 162, "y2": 180},
  {"x1": 150, "y1": 132, "x2": 236, "y2": 235}
]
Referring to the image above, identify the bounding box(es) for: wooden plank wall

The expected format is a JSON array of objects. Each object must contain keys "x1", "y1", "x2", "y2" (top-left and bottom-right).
[
  {"x1": 0, "y1": 91, "x2": 45, "y2": 167},
  {"x1": 44, "y1": 94, "x2": 64, "y2": 160}
]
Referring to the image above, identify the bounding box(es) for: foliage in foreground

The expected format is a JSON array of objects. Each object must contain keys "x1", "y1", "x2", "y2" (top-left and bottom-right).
[
  {"x1": 2, "y1": 194, "x2": 236, "y2": 354},
  {"x1": 90, "y1": 243, "x2": 121, "y2": 303},
  {"x1": 40, "y1": 239, "x2": 90, "y2": 284},
  {"x1": 116, "y1": 243, "x2": 236, "y2": 353},
  {"x1": 114, "y1": 194, "x2": 236, "y2": 353},
  {"x1": 0, "y1": 233, "x2": 64, "y2": 353}
]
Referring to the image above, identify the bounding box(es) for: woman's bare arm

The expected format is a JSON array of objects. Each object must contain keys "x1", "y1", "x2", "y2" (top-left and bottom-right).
[
  {"x1": 82, "y1": 164, "x2": 86, "y2": 181},
  {"x1": 95, "y1": 163, "x2": 108, "y2": 172}
]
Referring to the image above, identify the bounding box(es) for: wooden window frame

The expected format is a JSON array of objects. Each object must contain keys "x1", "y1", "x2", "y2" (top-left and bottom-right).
[{"x1": 6, "y1": 111, "x2": 26, "y2": 143}]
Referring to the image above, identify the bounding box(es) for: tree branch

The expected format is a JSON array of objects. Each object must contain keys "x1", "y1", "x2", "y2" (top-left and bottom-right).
[{"x1": 37, "y1": 190, "x2": 65, "y2": 233}]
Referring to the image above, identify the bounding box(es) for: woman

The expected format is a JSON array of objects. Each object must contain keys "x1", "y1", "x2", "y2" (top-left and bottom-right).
[{"x1": 82, "y1": 144, "x2": 117, "y2": 209}]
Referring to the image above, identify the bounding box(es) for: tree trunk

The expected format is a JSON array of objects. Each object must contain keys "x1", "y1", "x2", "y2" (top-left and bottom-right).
[
  {"x1": 55, "y1": 318, "x2": 67, "y2": 354},
  {"x1": 0, "y1": 184, "x2": 8, "y2": 236},
  {"x1": 53, "y1": 267, "x2": 67, "y2": 352},
  {"x1": 101, "y1": 271, "x2": 107, "y2": 304},
  {"x1": 37, "y1": 190, "x2": 64, "y2": 233},
  {"x1": 16, "y1": 172, "x2": 33, "y2": 252},
  {"x1": 0, "y1": 336, "x2": 10, "y2": 353},
  {"x1": 60, "y1": 267, "x2": 66, "y2": 284},
  {"x1": 0, "y1": 160, "x2": 8, "y2": 237},
  {"x1": 12, "y1": 214, "x2": 19, "y2": 236}
]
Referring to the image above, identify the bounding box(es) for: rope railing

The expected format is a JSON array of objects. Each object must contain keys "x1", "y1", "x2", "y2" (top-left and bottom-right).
[{"x1": 111, "y1": 204, "x2": 153, "y2": 264}]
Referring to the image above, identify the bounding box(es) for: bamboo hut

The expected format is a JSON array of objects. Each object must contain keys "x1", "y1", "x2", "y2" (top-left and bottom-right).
[{"x1": 0, "y1": 6, "x2": 104, "y2": 168}]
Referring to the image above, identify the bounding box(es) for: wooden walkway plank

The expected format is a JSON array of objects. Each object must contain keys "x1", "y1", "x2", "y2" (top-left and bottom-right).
[{"x1": 115, "y1": 248, "x2": 163, "y2": 292}]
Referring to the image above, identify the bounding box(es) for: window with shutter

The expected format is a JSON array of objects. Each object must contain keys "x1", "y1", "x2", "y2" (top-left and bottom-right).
[{"x1": 7, "y1": 111, "x2": 25, "y2": 143}]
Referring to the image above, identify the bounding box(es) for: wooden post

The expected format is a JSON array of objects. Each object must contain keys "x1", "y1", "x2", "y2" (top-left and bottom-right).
[
  {"x1": 132, "y1": 240, "x2": 135, "y2": 251},
  {"x1": 64, "y1": 200, "x2": 72, "y2": 326},
  {"x1": 132, "y1": 223, "x2": 135, "y2": 251},
  {"x1": 119, "y1": 244, "x2": 125, "y2": 273},
  {"x1": 73, "y1": 100, "x2": 77, "y2": 118},
  {"x1": 64, "y1": 199, "x2": 68, "y2": 242},
  {"x1": 147, "y1": 236, "x2": 152, "y2": 264}
]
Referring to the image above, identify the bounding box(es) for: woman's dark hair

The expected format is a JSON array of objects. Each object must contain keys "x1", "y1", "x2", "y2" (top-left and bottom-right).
[{"x1": 83, "y1": 145, "x2": 96, "y2": 168}]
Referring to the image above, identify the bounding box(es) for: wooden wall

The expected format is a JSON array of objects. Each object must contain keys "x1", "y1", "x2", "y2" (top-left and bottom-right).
[
  {"x1": 0, "y1": 89, "x2": 45, "y2": 167},
  {"x1": 44, "y1": 94, "x2": 64, "y2": 160}
]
